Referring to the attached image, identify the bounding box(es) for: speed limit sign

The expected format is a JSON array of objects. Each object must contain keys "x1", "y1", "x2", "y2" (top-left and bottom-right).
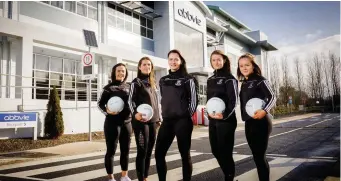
[{"x1": 82, "y1": 53, "x2": 93, "y2": 66}]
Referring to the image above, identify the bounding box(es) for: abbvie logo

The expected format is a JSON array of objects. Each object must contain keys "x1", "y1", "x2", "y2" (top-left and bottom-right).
[
  {"x1": 178, "y1": 8, "x2": 201, "y2": 26},
  {"x1": 4, "y1": 115, "x2": 30, "y2": 121}
]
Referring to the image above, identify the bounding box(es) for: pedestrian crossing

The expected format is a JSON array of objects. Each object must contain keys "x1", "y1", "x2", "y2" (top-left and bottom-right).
[{"x1": 0, "y1": 149, "x2": 337, "y2": 181}]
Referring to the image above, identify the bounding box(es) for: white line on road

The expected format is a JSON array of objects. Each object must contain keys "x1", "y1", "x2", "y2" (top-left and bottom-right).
[{"x1": 234, "y1": 118, "x2": 333, "y2": 148}]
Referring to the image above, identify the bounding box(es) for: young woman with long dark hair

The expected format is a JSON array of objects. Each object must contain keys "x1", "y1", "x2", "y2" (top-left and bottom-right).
[
  {"x1": 207, "y1": 50, "x2": 238, "y2": 181},
  {"x1": 128, "y1": 57, "x2": 160, "y2": 181},
  {"x1": 97, "y1": 63, "x2": 132, "y2": 181},
  {"x1": 237, "y1": 53, "x2": 276, "y2": 181},
  {"x1": 155, "y1": 49, "x2": 199, "y2": 181}
]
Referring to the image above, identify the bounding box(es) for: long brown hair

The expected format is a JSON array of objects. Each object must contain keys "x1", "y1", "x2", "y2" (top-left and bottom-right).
[
  {"x1": 137, "y1": 57, "x2": 156, "y2": 89},
  {"x1": 237, "y1": 53, "x2": 262, "y2": 80},
  {"x1": 111, "y1": 63, "x2": 128, "y2": 82},
  {"x1": 167, "y1": 49, "x2": 188, "y2": 75},
  {"x1": 210, "y1": 50, "x2": 231, "y2": 73}
]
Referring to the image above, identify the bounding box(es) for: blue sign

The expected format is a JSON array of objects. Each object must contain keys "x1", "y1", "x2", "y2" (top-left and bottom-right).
[
  {"x1": 289, "y1": 100, "x2": 293, "y2": 104},
  {"x1": 0, "y1": 113, "x2": 37, "y2": 122}
]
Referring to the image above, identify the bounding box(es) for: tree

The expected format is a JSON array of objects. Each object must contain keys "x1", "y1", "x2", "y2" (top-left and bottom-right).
[
  {"x1": 312, "y1": 53, "x2": 324, "y2": 100},
  {"x1": 44, "y1": 86, "x2": 64, "y2": 139},
  {"x1": 329, "y1": 52, "x2": 340, "y2": 96},
  {"x1": 280, "y1": 56, "x2": 293, "y2": 105},
  {"x1": 306, "y1": 57, "x2": 317, "y2": 99},
  {"x1": 270, "y1": 58, "x2": 280, "y2": 105},
  {"x1": 294, "y1": 57, "x2": 303, "y2": 104}
]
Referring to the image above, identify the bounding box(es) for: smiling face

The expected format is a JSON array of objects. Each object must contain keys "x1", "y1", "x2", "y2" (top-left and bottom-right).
[
  {"x1": 115, "y1": 65, "x2": 126, "y2": 82},
  {"x1": 238, "y1": 57, "x2": 254, "y2": 78},
  {"x1": 211, "y1": 54, "x2": 225, "y2": 70},
  {"x1": 168, "y1": 52, "x2": 181, "y2": 71},
  {"x1": 139, "y1": 59, "x2": 152, "y2": 75}
]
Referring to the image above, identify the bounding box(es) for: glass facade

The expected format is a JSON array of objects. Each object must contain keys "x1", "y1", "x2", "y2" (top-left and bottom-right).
[
  {"x1": 42, "y1": 1, "x2": 98, "y2": 20},
  {"x1": 32, "y1": 53, "x2": 98, "y2": 101}
]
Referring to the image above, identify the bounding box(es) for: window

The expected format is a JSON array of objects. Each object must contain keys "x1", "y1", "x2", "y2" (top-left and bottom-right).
[
  {"x1": 0, "y1": 2, "x2": 3, "y2": 9},
  {"x1": 206, "y1": 27, "x2": 216, "y2": 37},
  {"x1": 51, "y1": 1, "x2": 63, "y2": 9},
  {"x1": 32, "y1": 53, "x2": 98, "y2": 101},
  {"x1": 65, "y1": 1, "x2": 76, "y2": 13},
  {"x1": 77, "y1": 2, "x2": 87, "y2": 17},
  {"x1": 41, "y1": 1, "x2": 98, "y2": 20},
  {"x1": 107, "y1": 3, "x2": 154, "y2": 39}
]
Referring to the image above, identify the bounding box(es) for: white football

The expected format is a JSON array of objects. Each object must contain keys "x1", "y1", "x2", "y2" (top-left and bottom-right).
[
  {"x1": 245, "y1": 98, "x2": 266, "y2": 117},
  {"x1": 137, "y1": 104, "x2": 154, "y2": 121},
  {"x1": 206, "y1": 97, "x2": 226, "y2": 115},
  {"x1": 107, "y1": 96, "x2": 124, "y2": 113}
]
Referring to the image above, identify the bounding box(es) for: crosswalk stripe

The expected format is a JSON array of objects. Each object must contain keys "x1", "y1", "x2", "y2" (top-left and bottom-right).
[
  {"x1": 8, "y1": 152, "x2": 138, "y2": 177},
  {"x1": 0, "y1": 151, "x2": 106, "y2": 171},
  {"x1": 234, "y1": 157, "x2": 309, "y2": 181},
  {"x1": 49, "y1": 152, "x2": 202, "y2": 181},
  {"x1": 144, "y1": 154, "x2": 250, "y2": 181}
]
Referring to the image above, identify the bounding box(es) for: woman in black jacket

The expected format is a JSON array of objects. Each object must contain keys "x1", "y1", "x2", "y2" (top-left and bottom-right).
[
  {"x1": 155, "y1": 49, "x2": 199, "y2": 181},
  {"x1": 238, "y1": 53, "x2": 276, "y2": 181},
  {"x1": 206, "y1": 50, "x2": 238, "y2": 181},
  {"x1": 97, "y1": 63, "x2": 132, "y2": 181},
  {"x1": 128, "y1": 57, "x2": 160, "y2": 181}
]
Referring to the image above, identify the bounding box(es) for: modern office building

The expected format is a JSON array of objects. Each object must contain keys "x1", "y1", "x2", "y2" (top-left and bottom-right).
[{"x1": 0, "y1": 1, "x2": 276, "y2": 138}]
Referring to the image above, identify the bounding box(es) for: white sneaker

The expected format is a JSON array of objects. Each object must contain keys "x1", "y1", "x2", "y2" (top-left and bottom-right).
[
  {"x1": 120, "y1": 176, "x2": 132, "y2": 181},
  {"x1": 108, "y1": 179, "x2": 116, "y2": 181}
]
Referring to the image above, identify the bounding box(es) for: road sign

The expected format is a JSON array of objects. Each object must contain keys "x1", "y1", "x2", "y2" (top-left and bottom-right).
[
  {"x1": 82, "y1": 53, "x2": 93, "y2": 66},
  {"x1": 81, "y1": 53, "x2": 95, "y2": 80}
]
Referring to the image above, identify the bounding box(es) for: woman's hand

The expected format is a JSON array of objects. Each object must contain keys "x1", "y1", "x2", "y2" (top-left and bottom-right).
[
  {"x1": 208, "y1": 113, "x2": 223, "y2": 120},
  {"x1": 135, "y1": 113, "x2": 147, "y2": 122},
  {"x1": 253, "y1": 109, "x2": 266, "y2": 119},
  {"x1": 106, "y1": 107, "x2": 118, "y2": 115}
]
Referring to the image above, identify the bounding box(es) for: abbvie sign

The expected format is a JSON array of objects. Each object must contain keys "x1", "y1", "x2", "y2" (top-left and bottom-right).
[{"x1": 178, "y1": 8, "x2": 201, "y2": 26}]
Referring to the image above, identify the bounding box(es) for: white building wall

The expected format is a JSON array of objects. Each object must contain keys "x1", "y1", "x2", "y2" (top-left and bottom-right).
[{"x1": 0, "y1": 4, "x2": 168, "y2": 139}]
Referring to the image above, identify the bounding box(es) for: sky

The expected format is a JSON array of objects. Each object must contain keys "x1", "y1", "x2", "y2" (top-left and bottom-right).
[
  {"x1": 204, "y1": 1, "x2": 340, "y2": 48},
  {"x1": 204, "y1": 1, "x2": 340, "y2": 82}
]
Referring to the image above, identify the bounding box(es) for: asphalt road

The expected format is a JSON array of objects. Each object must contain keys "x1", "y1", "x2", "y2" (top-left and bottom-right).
[{"x1": 0, "y1": 113, "x2": 339, "y2": 181}]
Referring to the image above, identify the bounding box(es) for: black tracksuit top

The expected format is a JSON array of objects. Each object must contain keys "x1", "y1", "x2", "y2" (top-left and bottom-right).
[
  {"x1": 97, "y1": 80, "x2": 132, "y2": 124},
  {"x1": 206, "y1": 68, "x2": 238, "y2": 121},
  {"x1": 128, "y1": 75, "x2": 160, "y2": 123},
  {"x1": 159, "y1": 69, "x2": 199, "y2": 121},
  {"x1": 239, "y1": 73, "x2": 276, "y2": 122}
]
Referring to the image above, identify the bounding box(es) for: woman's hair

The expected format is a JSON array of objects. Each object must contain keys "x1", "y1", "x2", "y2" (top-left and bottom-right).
[
  {"x1": 137, "y1": 56, "x2": 156, "y2": 89},
  {"x1": 167, "y1": 49, "x2": 188, "y2": 75},
  {"x1": 237, "y1": 53, "x2": 262, "y2": 80},
  {"x1": 210, "y1": 50, "x2": 231, "y2": 73},
  {"x1": 111, "y1": 63, "x2": 128, "y2": 82}
]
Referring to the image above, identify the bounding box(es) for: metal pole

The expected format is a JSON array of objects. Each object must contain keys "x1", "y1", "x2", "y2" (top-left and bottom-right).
[{"x1": 89, "y1": 79, "x2": 92, "y2": 141}]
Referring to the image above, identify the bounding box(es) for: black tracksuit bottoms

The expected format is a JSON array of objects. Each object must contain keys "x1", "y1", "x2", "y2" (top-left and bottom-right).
[
  {"x1": 245, "y1": 117, "x2": 272, "y2": 181},
  {"x1": 104, "y1": 120, "x2": 132, "y2": 174},
  {"x1": 155, "y1": 117, "x2": 193, "y2": 181},
  {"x1": 132, "y1": 120, "x2": 157, "y2": 181},
  {"x1": 209, "y1": 118, "x2": 237, "y2": 181}
]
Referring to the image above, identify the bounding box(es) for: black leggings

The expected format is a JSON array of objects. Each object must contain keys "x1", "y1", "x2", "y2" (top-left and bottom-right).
[
  {"x1": 155, "y1": 117, "x2": 193, "y2": 181},
  {"x1": 104, "y1": 121, "x2": 132, "y2": 175},
  {"x1": 245, "y1": 117, "x2": 272, "y2": 181},
  {"x1": 209, "y1": 118, "x2": 237, "y2": 181},
  {"x1": 132, "y1": 120, "x2": 157, "y2": 181}
]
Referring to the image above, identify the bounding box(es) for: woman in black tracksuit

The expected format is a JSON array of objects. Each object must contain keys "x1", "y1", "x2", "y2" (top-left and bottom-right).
[
  {"x1": 206, "y1": 50, "x2": 238, "y2": 181},
  {"x1": 238, "y1": 53, "x2": 276, "y2": 181},
  {"x1": 155, "y1": 49, "x2": 199, "y2": 181},
  {"x1": 128, "y1": 57, "x2": 161, "y2": 181},
  {"x1": 97, "y1": 63, "x2": 132, "y2": 181}
]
